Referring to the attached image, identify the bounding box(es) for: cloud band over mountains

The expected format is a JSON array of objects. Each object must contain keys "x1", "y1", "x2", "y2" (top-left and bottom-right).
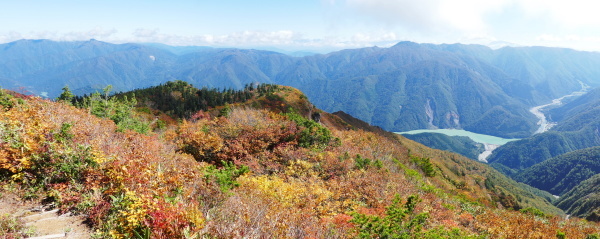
[{"x1": 1, "y1": 0, "x2": 600, "y2": 51}]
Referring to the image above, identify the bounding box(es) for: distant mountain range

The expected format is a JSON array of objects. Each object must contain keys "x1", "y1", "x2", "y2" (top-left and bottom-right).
[{"x1": 3, "y1": 39, "x2": 600, "y2": 138}]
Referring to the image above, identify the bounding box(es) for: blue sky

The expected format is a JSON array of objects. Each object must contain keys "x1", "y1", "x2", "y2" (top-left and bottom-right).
[{"x1": 1, "y1": 0, "x2": 600, "y2": 52}]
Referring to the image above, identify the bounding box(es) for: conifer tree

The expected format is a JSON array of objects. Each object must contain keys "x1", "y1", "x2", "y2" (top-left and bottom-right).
[{"x1": 57, "y1": 85, "x2": 75, "y2": 103}]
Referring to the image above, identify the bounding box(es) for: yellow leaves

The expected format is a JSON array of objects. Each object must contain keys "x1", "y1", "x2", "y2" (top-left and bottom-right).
[
  {"x1": 184, "y1": 205, "x2": 206, "y2": 229},
  {"x1": 0, "y1": 98, "x2": 58, "y2": 176},
  {"x1": 10, "y1": 172, "x2": 24, "y2": 181},
  {"x1": 238, "y1": 174, "x2": 334, "y2": 216},
  {"x1": 239, "y1": 175, "x2": 300, "y2": 208},
  {"x1": 108, "y1": 189, "x2": 152, "y2": 238},
  {"x1": 90, "y1": 148, "x2": 109, "y2": 164},
  {"x1": 16, "y1": 156, "x2": 32, "y2": 171},
  {"x1": 122, "y1": 189, "x2": 149, "y2": 226},
  {"x1": 285, "y1": 160, "x2": 319, "y2": 178}
]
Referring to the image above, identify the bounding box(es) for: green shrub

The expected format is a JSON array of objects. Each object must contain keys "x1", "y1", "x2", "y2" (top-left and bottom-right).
[
  {"x1": 354, "y1": 154, "x2": 383, "y2": 170},
  {"x1": 586, "y1": 234, "x2": 600, "y2": 239},
  {"x1": 352, "y1": 194, "x2": 481, "y2": 238},
  {"x1": 410, "y1": 155, "x2": 436, "y2": 177},
  {"x1": 0, "y1": 89, "x2": 15, "y2": 109},
  {"x1": 394, "y1": 158, "x2": 422, "y2": 181},
  {"x1": 351, "y1": 194, "x2": 428, "y2": 238},
  {"x1": 283, "y1": 111, "x2": 335, "y2": 149},
  {"x1": 354, "y1": 154, "x2": 371, "y2": 170},
  {"x1": 520, "y1": 207, "x2": 547, "y2": 217},
  {"x1": 557, "y1": 230, "x2": 566, "y2": 239},
  {"x1": 204, "y1": 161, "x2": 249, "y2": 192},
  {"x1": 76, "y1": 86, "x2": 150, "y2": 134}
]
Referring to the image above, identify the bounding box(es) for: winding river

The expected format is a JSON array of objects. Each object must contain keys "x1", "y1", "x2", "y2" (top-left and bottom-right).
[
  {"x1": 530, "y1": 82, "x2": 590, "y2": 134},
  {"x1": 398, "y1": 82, "x2": 590, "y2": 162}
]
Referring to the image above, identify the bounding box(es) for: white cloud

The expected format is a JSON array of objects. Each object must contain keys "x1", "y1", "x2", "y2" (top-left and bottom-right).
[
  {"x1": 532, "y1": 34, "x2": 600, "y2": 51},
  {"x1": 324, "y1": 0, "x2": 600, "y2": 51},
  {"x1": 536, "y1": 34, "x2": 562, "y2": 42},
  {"x1": 343, "y1": 0, "x2": 440, "y2": 32},
  {"x1": 338, "y1": 0, "x2": 600, "y2": 32},
  {"x1": 3, "y1": 0, "x2": 600, "y2": 53},
  {"x1": 0, "y1": 31, "x2": 25, "y2": 43},
  {"x1": 518, "y1": 0, "x2": 600, "y2": 27},
  {"x1": 0, "y1": 27, "x2": 118, "y2": 43},
  {"x1": 60, "y1": 27, "x2": 117, "y2": 41},
  {"x1": 133, "y1": 28, "x2": 159, "y2": 38},
  {"x1": 129, "y1": 29, "x2": 302, "y2": 46},
  {"x1": 127, "y1": 29, "x2": 397, "y2": 50},
  {"x1": 340, "y1": 0, "x2": 511, "y2": 34}
]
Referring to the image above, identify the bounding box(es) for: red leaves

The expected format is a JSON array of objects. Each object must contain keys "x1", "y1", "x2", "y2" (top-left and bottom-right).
[
  {"x1": 144, "y1": 202, "x2": 193, "y2": 239},
  {"x1": 3, "y1": 93, "x2": 600, "y2": 238}
]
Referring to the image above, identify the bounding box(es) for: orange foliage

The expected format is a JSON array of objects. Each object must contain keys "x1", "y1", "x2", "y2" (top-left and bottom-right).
[{"x1": 1, "y1": 91, "x2": 599, "y2": 238}]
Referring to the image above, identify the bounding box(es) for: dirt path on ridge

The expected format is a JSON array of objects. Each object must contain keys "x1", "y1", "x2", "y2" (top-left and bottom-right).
[{"x1": 0, "y1": 193, "x2": 92, "y2": 239}]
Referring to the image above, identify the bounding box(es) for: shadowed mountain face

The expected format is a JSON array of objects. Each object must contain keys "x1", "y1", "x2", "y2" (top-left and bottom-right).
[{"x1": 3, "y1": 40, "x2": 600, "y2": 137}]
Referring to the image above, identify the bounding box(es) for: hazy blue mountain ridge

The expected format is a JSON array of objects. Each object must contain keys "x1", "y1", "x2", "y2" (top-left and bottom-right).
[{"x1": 3, "y1": 39, "x2": 600, "y2": 138}]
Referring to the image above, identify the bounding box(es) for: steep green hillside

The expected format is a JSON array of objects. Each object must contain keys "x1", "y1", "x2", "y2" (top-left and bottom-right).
[
  {"x1": 402, "y1": 132, "x2": 484, "y2": 160},
  {"x1": 548, "y1": 87, "x2": 600, "y2": 122},
  {"x1": 515, "y1": 147, "x2": 600, "y2": 195},
  {"x1": 277, "y1": 42, "x2": 539, "y2": 138},
  {"x1": 555, "y1": 174, "x2": 600, "y2": 221}
]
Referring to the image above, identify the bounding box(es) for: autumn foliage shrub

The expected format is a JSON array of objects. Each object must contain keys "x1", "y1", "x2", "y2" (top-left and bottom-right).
[{"x1": 1, "y1": 87, "x2": 599, "y2": 238}]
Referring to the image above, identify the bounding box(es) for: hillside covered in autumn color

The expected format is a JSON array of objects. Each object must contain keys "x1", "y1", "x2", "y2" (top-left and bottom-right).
[{"x1": 1, "y1": 83, "x2": 599, "y2": 238}]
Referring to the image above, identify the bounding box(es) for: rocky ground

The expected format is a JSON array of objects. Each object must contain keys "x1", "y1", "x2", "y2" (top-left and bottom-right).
[{"x1": 0, "y1": 193, "x2": 91, "y2": 239}]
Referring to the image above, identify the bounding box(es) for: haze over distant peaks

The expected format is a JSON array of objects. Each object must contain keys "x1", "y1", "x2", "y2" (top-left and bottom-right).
[{"x1": 3, "y1": 39, "x2": 600, "y2": 139}]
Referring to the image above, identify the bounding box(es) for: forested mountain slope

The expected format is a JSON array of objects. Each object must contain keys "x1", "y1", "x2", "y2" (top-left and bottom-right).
[
  {"x1": 5, "y1": 40, "x2": 600, "y2": 137},
  {"x1": 487, "y1": 87, "x2": 600, "y2": 174},
  {"x1": 514, "y1": 147, "x2": 600, "y2": 196},
  {"x1": 555, "y1": 174, "x2": 600, "y2": 221},
  {"x1": 2, "y1": 84, "x2": 598, "y2": 238}
]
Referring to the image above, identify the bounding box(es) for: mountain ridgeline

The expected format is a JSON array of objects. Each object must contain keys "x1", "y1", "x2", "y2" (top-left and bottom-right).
[{"x1": 4, "y1": 39, "x2": 600, "y2": 138}]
